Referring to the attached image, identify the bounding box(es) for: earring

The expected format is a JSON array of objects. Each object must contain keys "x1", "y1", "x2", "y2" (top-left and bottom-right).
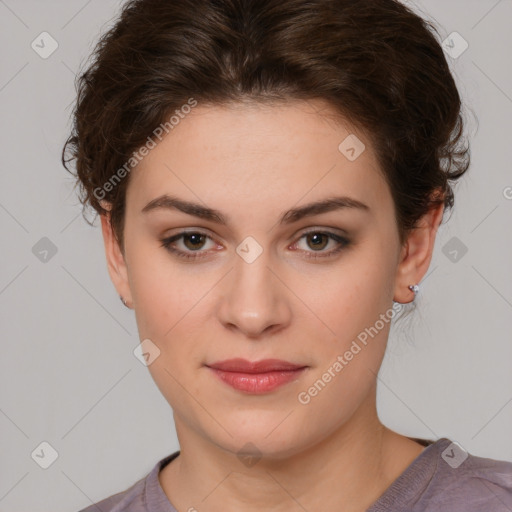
[
  {"x1": 393, "y1": 284, "x2": 419, "y2": 305},
  {"x1": 408, "y1": 284, "x2": 419, "y2": 298},
  {"x1": 120, "y1": 295, "x2": 129, "y2": 308}
]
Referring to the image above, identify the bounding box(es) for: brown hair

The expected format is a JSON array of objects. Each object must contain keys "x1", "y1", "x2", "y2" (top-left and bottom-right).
[{"x1": 62, "y1": 0, "x2": 470, "y2": 253}]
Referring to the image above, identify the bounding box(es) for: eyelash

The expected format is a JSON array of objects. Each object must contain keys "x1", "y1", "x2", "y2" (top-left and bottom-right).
[{"x1": 159, "y1": 229, "x2": 351, "y2": 261}]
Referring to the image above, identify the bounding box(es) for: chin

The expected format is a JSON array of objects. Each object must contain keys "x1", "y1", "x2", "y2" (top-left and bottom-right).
[{"x1": 208, "y1": 419, "x2": 310, "y2": 460}]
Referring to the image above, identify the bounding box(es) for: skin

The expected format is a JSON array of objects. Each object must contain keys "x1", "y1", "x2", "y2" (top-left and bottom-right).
[{"x1": 100, "y1": 99, "x2": 444, "y2": 512}]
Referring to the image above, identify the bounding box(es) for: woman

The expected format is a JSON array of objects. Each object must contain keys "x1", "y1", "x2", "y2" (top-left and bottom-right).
[{"x1": 62, "y1": 0, "x2": 512, "y2": 510}]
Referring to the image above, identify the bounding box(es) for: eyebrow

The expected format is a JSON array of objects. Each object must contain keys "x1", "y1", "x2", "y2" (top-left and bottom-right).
[{"x1": 141, "y1": 194, "x2": 370, "y2": 225}]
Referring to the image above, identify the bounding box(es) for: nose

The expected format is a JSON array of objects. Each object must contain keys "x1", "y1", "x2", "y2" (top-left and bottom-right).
[{"x1": 215, "y1": 246, "x2": 292, "y2": 339}]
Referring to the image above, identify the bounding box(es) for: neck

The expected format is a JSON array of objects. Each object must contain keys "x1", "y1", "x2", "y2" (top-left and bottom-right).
[{"x1": 159, "y1": 385, "x2": 423, "y2": 512}]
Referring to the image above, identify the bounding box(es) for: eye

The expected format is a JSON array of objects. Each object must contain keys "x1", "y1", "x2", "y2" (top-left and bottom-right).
[
  {"x1": 160, "y1": 231, "x2": 218, "y2": 260},
  {"x1": 291, "y1": 230, "x2": 351, "y2": 259},
  {"x1": 160, "y1": 229, "x2": 351, "y2": 261}
]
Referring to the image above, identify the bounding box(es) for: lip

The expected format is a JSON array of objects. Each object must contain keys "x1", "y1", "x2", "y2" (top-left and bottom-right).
[
  {"x1": 205, "y1": 358, "x2": 308, "y2": 393},
  {"x1": 207, "y1": 358, "x2": 306, "y2": 373}
]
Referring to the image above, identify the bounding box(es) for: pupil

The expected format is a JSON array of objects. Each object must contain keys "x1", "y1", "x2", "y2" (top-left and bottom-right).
[
  {"x1": 186, "y1": 233, "x2": 204, "y2": 249},
  {"x1": 309, "y1": 233, "x2": 327, "y2": 250}
]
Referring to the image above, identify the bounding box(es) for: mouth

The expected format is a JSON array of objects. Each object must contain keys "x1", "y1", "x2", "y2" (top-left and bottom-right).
[{"x1": 205, "y1": 358, "x2": 308, "y2": 394}]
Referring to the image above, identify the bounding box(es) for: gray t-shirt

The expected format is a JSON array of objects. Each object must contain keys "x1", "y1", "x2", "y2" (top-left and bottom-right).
[{"x1": 78, "y1": 437, "x2": 512, "y2": 511}]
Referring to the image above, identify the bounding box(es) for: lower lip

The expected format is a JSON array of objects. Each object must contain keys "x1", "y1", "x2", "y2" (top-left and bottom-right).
[{"x1": 207, "y1": 367, "x2": 307, "y2": 393}]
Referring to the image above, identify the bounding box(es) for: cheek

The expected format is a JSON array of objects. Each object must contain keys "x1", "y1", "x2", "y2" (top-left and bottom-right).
[
  {"x1": 293, "y1": 250, "x2": 395, "y2": 345},
  {"x1": 128, "y1": 244, "x2": 215, "y2": 397},
  {"x1": 127, "y1": 240, "x2": 197, "y2": 337},
  {"x1": 294, "y1": 244, "x2": 397, "y2": 396}
]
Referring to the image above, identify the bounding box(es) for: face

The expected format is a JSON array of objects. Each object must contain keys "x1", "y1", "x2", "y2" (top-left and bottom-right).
[{"x1": 105, "y1": 100, "x2": 413, "y2": 459}]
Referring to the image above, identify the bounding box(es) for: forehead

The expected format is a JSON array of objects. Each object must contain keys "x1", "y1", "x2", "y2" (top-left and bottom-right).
[{"x1": 127, "y1": 100, "x2": 391, "y2": 219}]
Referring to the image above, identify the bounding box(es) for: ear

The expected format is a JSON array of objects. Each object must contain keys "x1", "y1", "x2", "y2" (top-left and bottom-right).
[
  {"x1": 393, "y1": 198, "x2": 445, "y2": 304},
  {"x1": 99, "y1": 208, "x2": 132, "y2": 309}
]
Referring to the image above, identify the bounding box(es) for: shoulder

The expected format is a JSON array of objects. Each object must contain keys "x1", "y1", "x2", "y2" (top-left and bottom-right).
[
  {"x1": 76, "y1": 452, "x2": 180, "y2": 512},
  {"x1": 77, "y1": 474, "x2": 148, "y2": 512},
  {"x1": 79, "y1": 476, "x2": 147, "y2": 512},
  {"x1": 369, "y1": 437, "x2": 512, "y2": 512},
  {"x1": 420, "y1": 439, "x2": 512, "y2": 511}
]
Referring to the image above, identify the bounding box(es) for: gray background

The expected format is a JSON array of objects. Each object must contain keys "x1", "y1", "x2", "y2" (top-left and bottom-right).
[{"x1": 1, "y1": 0, "x2": 511, "y2": 510}]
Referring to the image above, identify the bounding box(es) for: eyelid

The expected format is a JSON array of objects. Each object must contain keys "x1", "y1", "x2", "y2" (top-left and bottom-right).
[
  {"x1": 160, "y1": 226, "x2": 351, "y2": 261},
  {"x1": 297, "y1": 225, "x2": 350, "y2": 238},
  {"x1": 162, "y1": 225, "x2": 349, "y2": 242}
]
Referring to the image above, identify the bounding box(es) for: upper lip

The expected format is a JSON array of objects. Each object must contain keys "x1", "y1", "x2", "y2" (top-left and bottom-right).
[{"x1": 206, "y1": 358, "x2": 306, "y2": 373}]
